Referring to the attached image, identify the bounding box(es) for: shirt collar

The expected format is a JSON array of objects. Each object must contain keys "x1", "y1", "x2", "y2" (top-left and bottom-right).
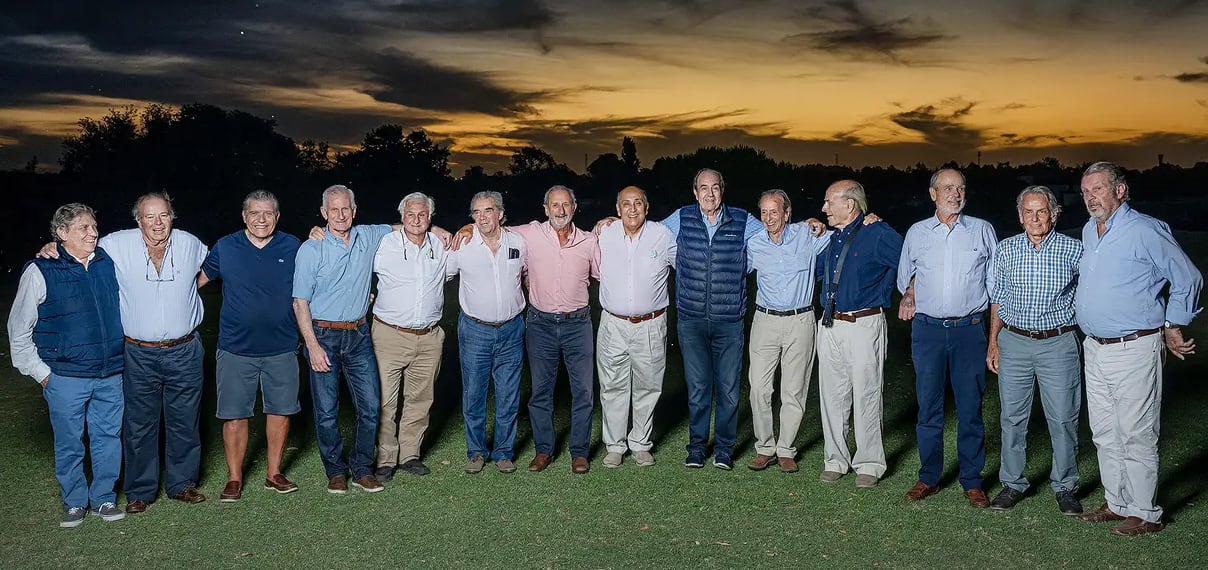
[{"x1": 839, "y1": 213, "x2": 865, "y2": 237}]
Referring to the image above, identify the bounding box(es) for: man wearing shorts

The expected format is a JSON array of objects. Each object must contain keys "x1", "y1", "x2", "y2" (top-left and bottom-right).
[{"x1": 199, "y1": 191, "x2": 303, "y2": 501}]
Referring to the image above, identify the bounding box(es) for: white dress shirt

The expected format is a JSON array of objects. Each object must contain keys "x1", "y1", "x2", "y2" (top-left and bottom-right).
[
  {"x1": 372, "y1": 230, "x2": 450, "y2": 328},
  {"x1": 445, "y1": 228, "x2": 527, "y2": 323},
  {"x1": 99, "y1": 228, "x2": 207, "y2": 341},
  {"x1": 597, "y1": 221, "x2": 676, "y2": 317}
]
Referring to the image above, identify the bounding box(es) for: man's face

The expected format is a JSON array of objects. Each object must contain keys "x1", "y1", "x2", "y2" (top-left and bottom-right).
[
  {"x1": 57, "y1": 213, "x2": 99, "y2": 257},
  {"x1": 758, "y1": 195, "x2": 789, "y2": 236},
  {"x1": 321, "y1": 191, "x2": 355, "y2": 233},
  {"x1": 616, "y1": 187, "x2": 649, "y2": 233},
  {"x1": 401, "y1": 199, "x2": 432, "y2": 240},
  {"x1": 693, "y1": 171, "x2": 724, "y2": 215},
  {"x1": 544, "y1": 188, "x2": 576, "y2": 230},
  {"x1": 928, "y1": 170, "x2": 966, "y2": 216},
  {"x1": 471, "y1": 196, "x2": 502, "y2": 234},
  {"x1": 1019, "y1": 193, "x2": 1056, "y2": 240},
  {"x1": 821, "y1": 185, "x2": 856, "y2": 227},
  {"x1": 1080, "y1": 171, "x2": 1126, "y2": 223},
  {"x1": 137, "y1": 197, "x2": 173, "y2": 243},
  {"x1": 242, "y1": 199, "x2": 279, "y2": 240}
]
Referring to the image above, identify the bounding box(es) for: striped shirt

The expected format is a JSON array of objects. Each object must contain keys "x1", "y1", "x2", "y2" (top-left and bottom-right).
[{"x1": 989, "y1": 230, "x2": 1082, "y2": 330}]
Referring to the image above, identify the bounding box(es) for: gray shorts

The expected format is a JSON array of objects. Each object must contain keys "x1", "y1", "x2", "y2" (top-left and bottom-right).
[{"x1": 215, "y1": 349, "x2": 302, "y2": 419}]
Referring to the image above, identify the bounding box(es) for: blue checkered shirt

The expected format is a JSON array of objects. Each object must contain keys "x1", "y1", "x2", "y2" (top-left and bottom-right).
[{"x1": 989, "y1": 230, "x2": 1083, "y2": 330}]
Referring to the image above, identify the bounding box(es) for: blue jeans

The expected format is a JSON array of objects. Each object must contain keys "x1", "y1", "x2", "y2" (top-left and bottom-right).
[
  {"x1": 123, "y1": 335, "x2": 204, "y2": 500},
  {"x1": 997, "y1": 328, "x2": 1081, "y2": 493},
  {"x1": 304, "y1": 323, "x2": 380, "y2": 480},
  {"x1": 43, "y1": 372, "x2": 123, "y2": 509},
  {"x1": 458, "y1": 313, "x2": 524, "y2": 461},
  {"x1": 912, "y1": 314, "x2": 987, "y2": 490},
  {"x1": 527, "y1": 307, "x2": 595, "y2": 458},
  {"x1": 677, "y1": 317, "x2": 745, "y2": 458}
]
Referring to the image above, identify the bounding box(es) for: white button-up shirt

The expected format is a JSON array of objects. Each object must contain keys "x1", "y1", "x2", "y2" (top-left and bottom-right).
[
  {"x1": 445, "y1": 228, "x2": 527, "y2": 323},
  {"x1": 99, "y1": 228, "x2": 207, "y2": 341},
  {"x1": 597, "y1": 220, "x2": 676, "y2": 317},
  {"x1": 372, "y1": 230, "x2": 449, "y2": 328}
]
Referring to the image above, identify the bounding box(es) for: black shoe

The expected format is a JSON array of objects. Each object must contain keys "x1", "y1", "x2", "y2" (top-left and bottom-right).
[
  {"x1": 989, "y1": 487, "x2": 1025, "y2": 510},
  {"x1": 1055, "y1": 490, "x2": 1084, "y2": 516},
  {"x1": 684, "y1": 451, "x2": 705, "y2": 468},
  {"x1": 374, "y1": 466, "x2": 396, "y2": 483},
  {"x1": 398, "y1": 459, "x2": 430, "y2": 476}
]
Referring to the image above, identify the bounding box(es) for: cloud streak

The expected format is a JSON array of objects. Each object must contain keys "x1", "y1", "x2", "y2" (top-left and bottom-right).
[{"x1": 783, "y1": 0, "x2": 953, "y2": 64}]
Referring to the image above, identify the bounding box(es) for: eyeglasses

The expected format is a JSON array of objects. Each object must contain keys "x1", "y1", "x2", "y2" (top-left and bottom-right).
[{"x1": 145, "y1": 245, "x2": 175, "y2": 282}]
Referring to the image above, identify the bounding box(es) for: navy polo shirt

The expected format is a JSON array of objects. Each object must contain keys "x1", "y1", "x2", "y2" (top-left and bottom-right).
[
  {"x1": 816, "y1": 215, "x2": 904, "y2": 312},
  {"x1": 203, "y1": 230, "x2": 302, "y2": 356}
]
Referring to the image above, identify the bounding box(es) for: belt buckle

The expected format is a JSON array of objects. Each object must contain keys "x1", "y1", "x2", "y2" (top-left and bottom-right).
[
  {"x1": 942, "y1": 318, "x2": 956, "y2": 328},
  {"x1": 1028, "y1": 330, "x2": 1043, "y2": 340}
]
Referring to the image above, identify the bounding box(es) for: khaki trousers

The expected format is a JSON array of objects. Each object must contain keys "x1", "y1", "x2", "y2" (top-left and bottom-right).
[
  {"x1": 747, "y1": 310, "x2": 816, "y2": 458},
  {"x1": 596, "y1": 311, "x2": 668, "y2": 453},
  {"x1": 372, "y1": 321, "x2": 444, "y2": 466},
  {"x1": 817, "y1": 313, "x2": 887, "y2": 477}
]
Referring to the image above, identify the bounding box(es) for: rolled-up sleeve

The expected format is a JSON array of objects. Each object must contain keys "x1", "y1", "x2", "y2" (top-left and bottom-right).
[
  {"x1": 292, "y1": 243, "x2": 319, "y2": 302},
  {"x1": 7, "y1": 264, "x2": 50, "y2": 383}
]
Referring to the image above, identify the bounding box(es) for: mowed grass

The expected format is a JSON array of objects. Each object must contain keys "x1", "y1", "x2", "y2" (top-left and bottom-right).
[{"x1": 1, "y1": 233, "x2": 1206, "y2": 569}]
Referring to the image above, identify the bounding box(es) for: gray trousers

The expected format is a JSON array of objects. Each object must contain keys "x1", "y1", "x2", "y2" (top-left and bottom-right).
[{"x1": 996, "y1": 328, "x2": 1081, "y2": 493}]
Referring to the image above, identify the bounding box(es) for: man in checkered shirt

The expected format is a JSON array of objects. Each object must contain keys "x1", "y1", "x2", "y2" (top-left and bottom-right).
[{"x1": 985, "y1": 185, "x2": 1084, "y2": 516}]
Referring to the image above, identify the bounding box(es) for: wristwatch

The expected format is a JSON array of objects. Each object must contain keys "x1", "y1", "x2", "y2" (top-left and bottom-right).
[{"x1": 1164, "y1": 320, "x2": 1181, "y2": 330}]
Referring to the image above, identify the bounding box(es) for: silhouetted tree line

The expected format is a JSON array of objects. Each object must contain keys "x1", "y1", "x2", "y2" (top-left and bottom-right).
[{"x1": 3, "y1": 103, "x2": 1207, "y2": 274}]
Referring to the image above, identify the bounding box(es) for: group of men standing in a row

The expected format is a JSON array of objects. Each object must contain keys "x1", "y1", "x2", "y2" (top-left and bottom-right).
[{"x1": 9, "y1": 162, "x2": 1199, "y2": 538}]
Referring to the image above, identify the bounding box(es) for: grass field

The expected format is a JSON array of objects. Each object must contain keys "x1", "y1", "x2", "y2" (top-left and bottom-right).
[{"x1": 0, "y1": 233, "x2": 1205, "y2": 569}]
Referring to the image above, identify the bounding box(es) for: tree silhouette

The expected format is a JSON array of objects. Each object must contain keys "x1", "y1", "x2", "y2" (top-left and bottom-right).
[{"x1": 621, "y1": 136, "x2": 640, "y2": 172}]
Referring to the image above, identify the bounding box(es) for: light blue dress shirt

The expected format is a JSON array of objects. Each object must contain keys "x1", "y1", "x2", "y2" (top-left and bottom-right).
[
  {"x1": 897, "y1": 214, "x2": 998, "y2": 318},
  {"x1": 98, "y1": 228, "x2": 208, "y2": 341},
  {"x1": 1075, "y1": 203, "x2": 1202, "y2": 338},
  {"x1": 293, "y1": 224, "x2": 392, "y2": 322},
  {"x1": 747, "y1": 223, "x2": 829, "y2": 310}
]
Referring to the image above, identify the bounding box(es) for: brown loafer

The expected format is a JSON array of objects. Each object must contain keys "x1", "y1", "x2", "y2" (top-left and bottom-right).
[
  {"x1": 170, "y1": 486, "x2": 206, "y2": 504},
  {"x1": 1110, "y1": 516, "x2": 1165, "y2": 536},
  {"x1": 571, "y1": 456, "x2": 590, "y2": 474},
  {"x1": 1080, "y1": 503, "x2": 1127, "y2": 523},
  {"x1": 263, "y1": 474, "x2": 298, "y2": 494},
  {"x1": 778, "y1": 457, "x2": 799, "y2": 473},
  {"x1": 328, "y1": 475, "x2": 349, "y2": 494},
  {"x1": 125, "y1": 499, "x2": 149, "y2": 514},
  {"x1": 219, "y1": 480, "x2": 242, "y2": 502},
  {"x1": 747, "y1": 454, "x2": 777, "y2": 471},
  {"x1": 528, "y1": 453, "x2": 552, "y2": 472},
  {"x1": 352, "y1": 475, "x2": 384, "y2": 493},
  {"x1": 905, "y1": 481, "x2": 940, "y2": 501},
  {"x1": 965, "y1": 488, "x2": 990, "y2": 508}
]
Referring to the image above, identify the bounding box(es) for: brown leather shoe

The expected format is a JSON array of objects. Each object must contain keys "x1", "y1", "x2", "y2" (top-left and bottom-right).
[
  {"x1": 264, "y1": 474, "x2": 298, "y2": 494},
  {"x1": 125, "y1": 499, "x2": 149, "y2": 514},
  {"x1": 219, "y1": 480, "x2": 242, "y2": 502},
  {"x1": 905, "y1": 481, "x2": 940, "y2": 501},
  {"x1": 528, "y1": 453, "x2": 552, "y2": 472},
  {"x1": 327, "y1": 475, "x2": 349, "y2": 494},
  {"x1": 747, "y1": 454, "x2": 777, "y2": 471},
  {"x1": 571, "y1": 457, "x2": 590, "y2": 474},
  {"x1": 778, "y1": 457, "x2": 799, "y2": 473},
  {"x1": 170, "y1": 486, "x2": 206, "y2": 504},
  {"x1": 1080, "y1": 503, "x2": 1127, "y2": 523},
  {"x1": 965, "y1": 488, "x2": 990, "y2": 508},
  {"x1": 1110, "y1": 516, "x2": 1165, "y2": 536},
  {"x1": 352, "y1": 475, "x2": 384, "y2": 493}
]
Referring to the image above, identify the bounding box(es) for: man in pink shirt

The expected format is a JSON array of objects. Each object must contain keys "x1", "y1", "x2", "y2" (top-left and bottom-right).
[{"x1": 512, "y1": 186, "x2": 601, "y2": 474}]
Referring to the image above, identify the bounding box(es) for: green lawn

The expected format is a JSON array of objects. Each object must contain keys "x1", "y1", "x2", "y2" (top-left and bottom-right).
[{"x1": 1, "y1": 234, "x2": 1205, "y2": 569}]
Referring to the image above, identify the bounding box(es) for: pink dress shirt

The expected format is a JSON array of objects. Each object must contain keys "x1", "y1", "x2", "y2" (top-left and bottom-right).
[{"x1": 511, "y1": 221, "x2": 600, "y2": 313}]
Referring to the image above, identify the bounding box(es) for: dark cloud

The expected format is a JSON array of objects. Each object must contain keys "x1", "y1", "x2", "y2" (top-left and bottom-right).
[
  {"x1": 1174, "y1": 72, "x2": 1208, "y2": 83},
  {"x1": 890, "y1": 100, "x2": 984, "y2": 147},
  {"x1": 387, "y1": 0, "x2": 556, "y2": 33},
  {"x1": 361, "y1": 48, "x2": 542, "y2": 117},
  {"x1": 999, "y1": 0, "x2": 1208, "y2": 33},
  {"x1": 783, "y1": 0, "x2": 953, "y2": 64}
]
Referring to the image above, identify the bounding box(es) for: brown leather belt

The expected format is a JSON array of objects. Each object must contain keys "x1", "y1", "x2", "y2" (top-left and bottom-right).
[
  {"x1": 833, "y1": 307, "x2": 885, "y2": 323},
  {"x1": 1089, "y1": 328, "x2": 1161, "y2": 345},
  {"x1": 1006, "y1": 324, "x2": 1077, "y2": 340},
  {"x1": 607, "y1": 308, "x2": 667, "y2": 324},
  {"x1": 373, "y1": 315, "x2": 437, "y2": 335},
  {"x1": 755, "y1": 305, "x2": 813, "y2": 317},
  {"x1": 125, "y1": 333, "x2": 194, "y2": 349},
  {"x1": 313, "y1": 318, "x2": 366, "y2": 331},
  {"x1": 464, "y1": 314, "x2": 511, "y2": 328}
]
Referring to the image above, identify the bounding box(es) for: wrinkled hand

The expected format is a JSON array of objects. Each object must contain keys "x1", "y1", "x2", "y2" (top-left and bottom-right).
[
  {"x1": 305, "y1": 341, "x2": 331, "y2": 372},
  {"x1": 593, "y1": 217, "x2": 619, "y2": 235},
  {"x1": 806, "y1": 218, "x2": 825, "y2": 236},
  {"x1": 448, "y1": 224, "x2": 474, "y2": 251},
  {"x1": 36, "y1": 242, "x2": 59, "y2": 259},
  {"x1": 898, "y1": 290, "x2": 916, "y2": 321},
  {"x1": 430, "y1": 225, "x2": 452, "y2": 248},
  {"x1": 40, "y1": 375, "x2": 50, "y2": 387},
  {"x1": 308, "y1": 226, "x2": 325, "y2": 241},
  {"x1": 1164, "y1": 328, "x2": 1196, "y2": 360},
  {"x1": 986, "y1": 342, "x2": 1000, "y2": 373},
  {"x1": 864, "y1": 212, "x2": 882, "y2": 225}
]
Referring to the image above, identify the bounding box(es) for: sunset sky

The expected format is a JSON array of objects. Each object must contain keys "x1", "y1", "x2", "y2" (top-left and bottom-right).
[{"x1": 2, "y1": 0, "x2": 1208, "y2": 172}]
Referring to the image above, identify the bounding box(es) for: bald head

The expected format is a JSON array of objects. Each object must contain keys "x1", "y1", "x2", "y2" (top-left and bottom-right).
[{"x1": 822, "y1": 179, "x2": 866, "y2": 228}]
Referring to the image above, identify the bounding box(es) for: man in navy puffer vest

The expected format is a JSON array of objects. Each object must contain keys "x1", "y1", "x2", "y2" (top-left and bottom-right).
[{"x1": 8, "y1": 203, "x2": 125, "y2": 528}]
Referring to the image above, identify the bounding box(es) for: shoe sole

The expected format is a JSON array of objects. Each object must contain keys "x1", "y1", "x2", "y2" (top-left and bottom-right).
[
  {"x1": 327, "y1": 487, "x2": 348, "y2": 494},
  {"x1": 92, "y1": 512, "x2": 126, "y2": 522},
  {"x1": 713, "y1": 462, "x2": 733, "y2": 470},
  {"x1": 684, "y1": 462, "x2": 704, "y2": 468},
  {"x1": 635, "y1": 460, "x2": 656, "y2": 467},
  {"x1": 219, "y1": 496, "x2": 241, "y2": 503},
  {"x1": 264, "y1": 485, "x2": 299, "y2": 494},
  {"x1": 59, "y1": 517, "x2": 85, "y2": 528},
  {"x1": 495, "y1": 466, "x2": 516, "y2": 473},
  {"x1": 465, "y1": 466, "x2": 485, "y2": 474},
  {"x1": 351, "y1": 483, "x2": 384, "y2": 493},
  {"x1": 748, "y1": 463, "x2": 773, "y2": 471}
]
